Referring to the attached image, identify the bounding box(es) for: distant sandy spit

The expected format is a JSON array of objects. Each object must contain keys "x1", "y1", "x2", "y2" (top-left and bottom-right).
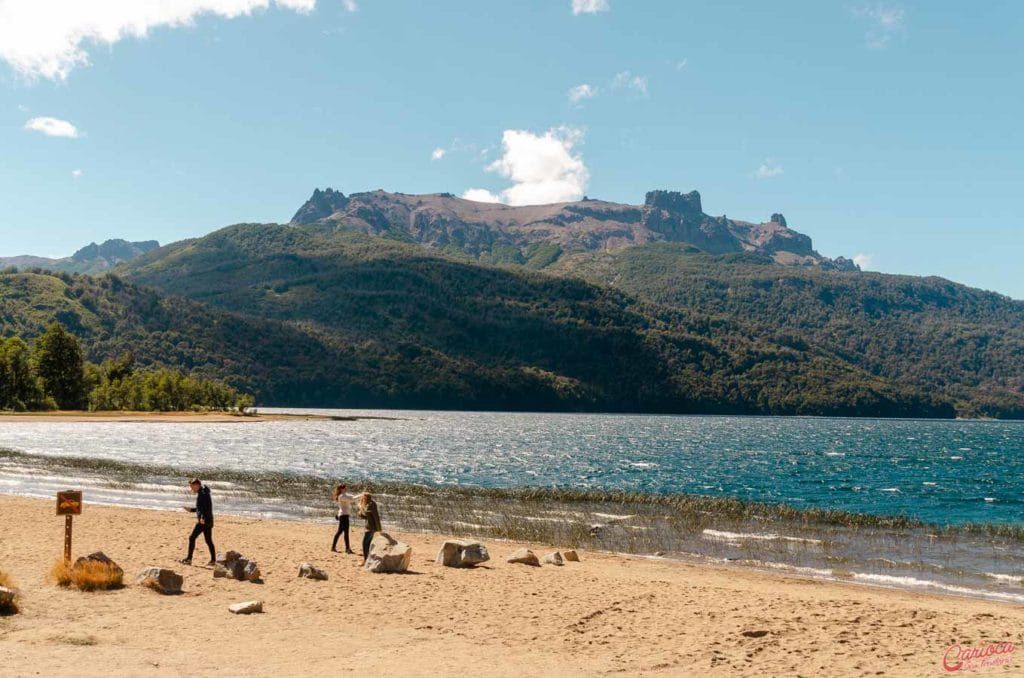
[
  {"x1": 0, "y1": 411, "x2": 334, "y2": 423},
  {"x1": 0, "y1": 495, "x2": 1021, "y2": 677}
]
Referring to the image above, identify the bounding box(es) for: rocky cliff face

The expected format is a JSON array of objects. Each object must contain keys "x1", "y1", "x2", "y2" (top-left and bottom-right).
[{"x1": 290, "y1": 188, "x2": 857, "y2": 269}]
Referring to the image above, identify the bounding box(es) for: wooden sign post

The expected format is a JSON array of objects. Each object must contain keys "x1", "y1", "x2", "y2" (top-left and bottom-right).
[{"x1": 56, "y1": 491, "x2": 83, "y2": 561}]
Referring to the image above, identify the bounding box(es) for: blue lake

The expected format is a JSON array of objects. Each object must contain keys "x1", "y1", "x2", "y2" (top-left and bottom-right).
[{"x1": 1, "y1": 410, "x2": 1021, "y2": 526}]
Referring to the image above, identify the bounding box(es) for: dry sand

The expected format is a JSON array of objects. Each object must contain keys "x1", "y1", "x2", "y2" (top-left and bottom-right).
[{"x1": 0, "y1": 494, "x2": 1021, "y2": 677}]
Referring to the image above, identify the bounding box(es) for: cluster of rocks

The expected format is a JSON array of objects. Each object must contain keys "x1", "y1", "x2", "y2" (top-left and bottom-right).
[
  {"x1": 435, "y1": 540, "x2": 490, "y2": 568},
  {"x1": 507, "y1": 548, "x2": 580, "y2": 567},
  {"x1": 213, "y1": 551, "x2": 261, "y2": 583}
]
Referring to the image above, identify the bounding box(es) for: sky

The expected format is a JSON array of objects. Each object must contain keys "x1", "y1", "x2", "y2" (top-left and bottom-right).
[{"x1": 1, "y1": 0, "x2": 1022, "y2": 298}]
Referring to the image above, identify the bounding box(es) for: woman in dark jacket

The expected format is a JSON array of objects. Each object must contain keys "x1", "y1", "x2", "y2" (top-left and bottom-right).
[{"x1": 357, "y1": 491, "x2": 382, "y2": 565}]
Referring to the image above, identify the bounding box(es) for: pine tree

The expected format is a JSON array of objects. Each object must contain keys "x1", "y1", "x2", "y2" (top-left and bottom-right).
[{"x1": 32, "y1": 323, "x2": 87, "y2": 410}]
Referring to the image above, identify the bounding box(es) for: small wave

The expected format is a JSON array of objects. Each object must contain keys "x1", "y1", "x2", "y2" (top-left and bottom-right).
[
  {"x1": 985, "y1": 497, "x2": 997, "y2": 502},
  {"x1": 852, "y1": 572, "x2": 1024, "y2": 604},
  {"x1": 702, "y1": 529, "x2": 822, "y2": 545},
  {"x1": 592, "y1": 512, "x2": 636, "y2": 521},
  {"x1": 950, "y1": 456, "x2": 963, "y2": 460},
  {"x1": 824, "y1": 452, "x2": 845, "y2": 457},
  {"x1": 628, "y1": 462, "x2": 658, "y2": 469},
  {"x1": 879, "y1": 488, "x2": 900, "y2": 493},
  {"x1": 922, "y1": 482, "x2": 938, "y2": 486},
  {"x1": 985, "y1": 573, "x2": 1023, "y2": 586}
]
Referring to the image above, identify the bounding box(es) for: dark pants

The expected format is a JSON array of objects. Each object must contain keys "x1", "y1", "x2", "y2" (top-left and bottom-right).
[
  {"x1": 187, "y1": 521, "x2": 216, "y2": 562},
  {"x1": 362, "y1": 530, "x2": 376, "y2": 561},
  {"x1": 332, "y1": 515, "x2": 351, "y2": 551}
]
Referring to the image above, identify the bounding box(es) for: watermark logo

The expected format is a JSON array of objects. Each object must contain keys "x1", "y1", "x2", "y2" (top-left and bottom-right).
[{"x1": 943, "y1": 642, "x2": 1015, "y2": 672}]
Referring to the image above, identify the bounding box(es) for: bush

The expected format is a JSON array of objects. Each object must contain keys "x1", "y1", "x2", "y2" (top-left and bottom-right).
[{"x1": 50, "y1": 558, "x2": 123, "y2": 591}]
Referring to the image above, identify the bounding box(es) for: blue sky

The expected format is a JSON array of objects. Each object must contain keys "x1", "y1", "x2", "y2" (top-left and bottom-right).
[{"x1": 1, "y1": 1, "x2": 1022, "y2": 298}]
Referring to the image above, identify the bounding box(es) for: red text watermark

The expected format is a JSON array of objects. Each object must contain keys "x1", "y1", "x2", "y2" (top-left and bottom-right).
[{"x1": 943, "y1": 642, "x2": 1015, "y2": 672}]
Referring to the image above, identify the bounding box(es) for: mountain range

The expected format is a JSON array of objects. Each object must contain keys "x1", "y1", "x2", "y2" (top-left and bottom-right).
[
  {"x1": 291, "y1": 188, "x2": 859, "y2": 271},
  {"x1": 1, "y1": 188, "x2": 1021, "y2": 418},
  {"x1": 0, "y1": 239, "x2": 160, "y2": 275}
]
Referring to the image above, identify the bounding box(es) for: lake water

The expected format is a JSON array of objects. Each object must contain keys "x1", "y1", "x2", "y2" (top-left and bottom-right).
[
  {"x1": 1, "y1": 410, "x2": 1021, "y2": 524},
  {"x1": 2, "y1": 410, "x2": 1024, "y2": 603}
]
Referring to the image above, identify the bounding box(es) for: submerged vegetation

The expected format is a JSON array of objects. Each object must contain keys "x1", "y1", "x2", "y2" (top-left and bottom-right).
[{"x1": 0, "y1": 321, "x2": 252, "y2": 413}]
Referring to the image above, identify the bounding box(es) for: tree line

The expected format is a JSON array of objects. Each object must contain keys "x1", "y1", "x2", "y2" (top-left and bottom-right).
[{"x1": 0, "y1": 322, "x2": 254, "y2": 412}]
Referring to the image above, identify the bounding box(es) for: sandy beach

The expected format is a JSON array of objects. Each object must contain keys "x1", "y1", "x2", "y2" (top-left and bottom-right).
[{"x1": 0, "y1": 495, "x2": 1020, "y2": 677}]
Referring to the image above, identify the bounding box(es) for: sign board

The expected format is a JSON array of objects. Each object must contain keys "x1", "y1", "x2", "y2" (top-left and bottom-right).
[{"x1": 56, "y1": 490, "x2": 83, "y2": 516}]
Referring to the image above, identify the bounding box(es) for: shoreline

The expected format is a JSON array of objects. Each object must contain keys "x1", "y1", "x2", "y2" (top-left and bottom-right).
[
  {"x1": 0, "y1": 411, "x2": 352, "y2": 423},
  {"x1": 1, "y1": 494, "x2": 1022, "y2": 676}
]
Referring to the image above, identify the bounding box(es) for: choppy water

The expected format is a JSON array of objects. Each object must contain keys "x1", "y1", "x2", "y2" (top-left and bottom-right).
[
  {"x1": 1, "y1": 410, "x2": 1020, "y2": 524},
  {"x1": 2, "y1": 410, "x2": 1023, "y2": 603}
]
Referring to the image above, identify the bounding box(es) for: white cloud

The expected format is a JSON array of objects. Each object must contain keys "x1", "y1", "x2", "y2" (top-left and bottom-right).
[
  {"x1": 853, "y1": 253, "x2": 874, "y2": 270},
  {"x1": 674, "y1": 58, "x2": 688, "y2": 71},
  {"x1": 431, "y1": 147, "x2": 447, "y2": 161},
  {"x1": 0, "y1": 0, "x2": 317, "y2": 80},
  {"x1": 854, "y1": 4, "x2": 905, "y2": 49},
  {"x1": 24, "y1": 116, "x2": 79, "y2": 138},
  {"x1": 753, "y1": 160, "x2": 784, "y2": 180},
  {"x1": 567, "y1": 83, "x2": 598, "y2": 105},
  {"x1": 341, "y1": 0, "x2": 357, "y2": 10},
  {"x1": 611, "y1": 70, "x2": 648, "y2": 95},
  {"x1": 463, "y1": 126, "x2": 589, "y2": 206},
  {"x1": 462, "y1": 188, "x2": 503, "y2": 204},
  {"x1": 571, "y1": 0, "x2": 609, "y2": 15},
  {"x1": 71, "y1": 168, "x2": 83, "y2": 178}
]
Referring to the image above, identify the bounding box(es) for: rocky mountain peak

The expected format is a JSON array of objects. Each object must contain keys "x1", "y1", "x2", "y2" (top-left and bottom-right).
[
  {"x1": 644, "y1": 190, "x2": 703, "y2": 215},
  {"x1": 291, "y1": 188, "x2": 350, "y2": 224}
]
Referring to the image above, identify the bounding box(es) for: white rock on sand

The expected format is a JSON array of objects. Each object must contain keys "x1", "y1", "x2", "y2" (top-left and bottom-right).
[
  {"x1": 228, "y1": 600, "x2": 263, "y2": 615},
  {"x1": 543, "y1": 551, "x2": 564, "y2": 566},
  {"x1": 366, "y1": 533, "x2": 412, "y2": 573},
  {"x1": 436, "y1": 540, "x2": 490, "y2": 568},
  {"x1": 506, "y1": 548, "x2": 540, "y2": 566}
]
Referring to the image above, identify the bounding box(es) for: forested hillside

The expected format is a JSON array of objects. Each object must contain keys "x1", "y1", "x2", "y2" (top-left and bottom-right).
[
  {"x1": 117, "y1": 224, "x2": 951, "y2": 417},
  {"x1": 558, "y1": 244, "x2": 1024, "y2": 418}
]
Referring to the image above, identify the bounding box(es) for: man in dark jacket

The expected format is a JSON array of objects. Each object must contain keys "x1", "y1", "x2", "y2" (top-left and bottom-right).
[{"x1": 180, "y1": 477, "x2": 216, "y2": 565}]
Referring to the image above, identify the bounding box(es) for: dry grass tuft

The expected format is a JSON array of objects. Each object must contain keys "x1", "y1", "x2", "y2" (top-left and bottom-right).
[{"x1": 49, "y1": 559, "x2": 123, "y2": 591}]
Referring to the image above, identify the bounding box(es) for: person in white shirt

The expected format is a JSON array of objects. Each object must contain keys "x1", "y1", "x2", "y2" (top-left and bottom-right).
[{"x1": 331, "y1": 483, "x2": 355, "y2": 554}]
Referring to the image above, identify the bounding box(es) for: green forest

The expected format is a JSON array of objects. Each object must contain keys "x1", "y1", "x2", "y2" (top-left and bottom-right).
[
  {"x1": 0, "y1": 319, "x2": 251, "y2": 413},
  {"x1": 4, "y1": 219, "x2": 1020, "y2": 419}
]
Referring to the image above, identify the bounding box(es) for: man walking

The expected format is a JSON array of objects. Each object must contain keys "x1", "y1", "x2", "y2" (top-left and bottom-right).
[{"x1": 180, "y1": 477, "x2": 216, "y2": 565}]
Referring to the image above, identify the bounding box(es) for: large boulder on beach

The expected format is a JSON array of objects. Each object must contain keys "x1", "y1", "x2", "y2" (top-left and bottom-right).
[
  {"x1": 298, "y1": 563, "x2": 329, "y2": 581},
  {"x1": 366, "y1": 533, "x2": 412, "y2": 574},
  {"x1": 507, "y1": 549, "x2": 540, "y2": 567},
  {"x1": 136, "y1": 567, "x2": 183, "y2": 595},
  {"x1": 436, "y1": 540, "x2": 490, "y2": 568},
  {"x1": 562, "y1": 549, "x2": 580, "y2": 562},
  {"x1": 228, "y1": 600, "x2": 263, "y2": 615},
  {"x1": 543, "y1": 551, "x2": 564, "y2": 566}
]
